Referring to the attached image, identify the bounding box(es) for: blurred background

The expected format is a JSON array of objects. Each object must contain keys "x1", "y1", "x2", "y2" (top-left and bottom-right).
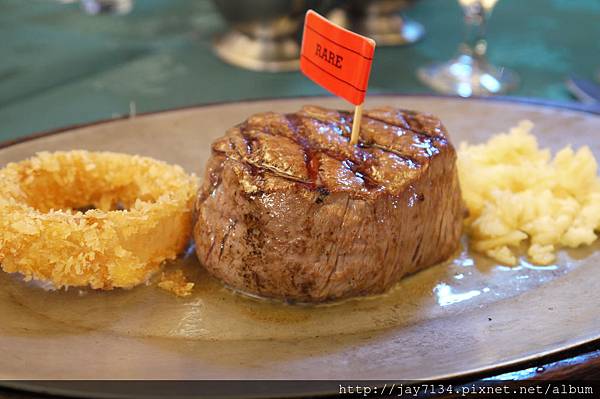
[{"x1": 0, "y1": 0, "x2": 599, "y2": 141}]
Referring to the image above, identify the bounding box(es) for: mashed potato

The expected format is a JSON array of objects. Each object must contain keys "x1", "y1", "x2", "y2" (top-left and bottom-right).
[{"x1": 458, "y1": 120, "x2": 600, "y2": 265}]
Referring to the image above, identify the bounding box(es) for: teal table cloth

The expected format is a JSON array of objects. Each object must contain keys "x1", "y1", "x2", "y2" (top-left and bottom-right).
[{"x1": 1, "y1": 0, "x2": 599, "y2": 141}]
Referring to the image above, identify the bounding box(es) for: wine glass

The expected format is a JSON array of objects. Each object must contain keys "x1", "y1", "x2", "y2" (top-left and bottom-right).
[{"x1": 417, "y1": 0, "x2": 518, "y2": 97}]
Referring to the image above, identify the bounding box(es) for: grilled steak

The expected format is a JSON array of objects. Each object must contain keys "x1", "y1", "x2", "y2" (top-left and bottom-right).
[{"x1": 193, "y1": 105, "x2": 463, "y2": 302}]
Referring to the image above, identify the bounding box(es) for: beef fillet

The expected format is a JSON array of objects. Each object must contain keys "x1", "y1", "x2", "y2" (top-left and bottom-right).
[{"x1": 193, "y1": 105, "x2": 463, "y2": 302}]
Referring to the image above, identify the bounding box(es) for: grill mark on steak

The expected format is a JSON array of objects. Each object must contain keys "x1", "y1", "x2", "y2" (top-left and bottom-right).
[
  {"x1": 298, "y1": 110, "x2": 427, "y2": 167},
  {"x1": 306, "y1": 150, "x2": 321, "y2": 188},
  {"x1": 367, "y1": 143, "x2": 420, "y2": 168},
  {"x1": 226, "y1": 106, "x2": 448, "y2": 199},
  {"x1": 306, "y1": 106, "x2": 440, "y2": 154},
  {"x1": 245, "y1": 158, "x2": 311, "y2": 184},
  {"x1": 364, "y1": 107, "x2": 445, "y2": 139},
  {"x1": 364, "y1": 114, "x2": 433, "y2": 139},
  {"x1": 288, "y1": 112, "x2": 367, "y2": 189}
]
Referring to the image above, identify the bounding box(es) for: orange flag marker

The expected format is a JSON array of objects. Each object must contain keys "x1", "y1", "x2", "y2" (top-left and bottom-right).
[{"x1": 300, "y1": 10, "x2": 376, "y2": 145}]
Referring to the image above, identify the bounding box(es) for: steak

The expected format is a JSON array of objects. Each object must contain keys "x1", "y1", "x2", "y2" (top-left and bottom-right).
[{"x1": 193, "y1": 105, "x2": 463, "y2": 302}]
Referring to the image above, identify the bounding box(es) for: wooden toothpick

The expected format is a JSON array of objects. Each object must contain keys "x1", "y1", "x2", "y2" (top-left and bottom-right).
[{"x1": 350, "y1": 103, "x2": 363, "y2": 145}]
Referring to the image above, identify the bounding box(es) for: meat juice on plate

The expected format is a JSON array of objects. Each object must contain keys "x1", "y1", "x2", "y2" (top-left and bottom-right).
[{"x1": 0, "y1": 238, "x2": 585, "y2": 341}]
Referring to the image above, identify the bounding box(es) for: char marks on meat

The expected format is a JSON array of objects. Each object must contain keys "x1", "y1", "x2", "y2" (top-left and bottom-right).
[{"x1": 194, "y1": 105, "x2": 464, "y2": 302}]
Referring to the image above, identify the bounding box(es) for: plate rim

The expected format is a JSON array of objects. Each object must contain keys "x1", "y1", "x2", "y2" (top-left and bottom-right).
[
  {"x1": 1, "y1": 94, "x2": 600, "y2": 390},
  {"x1": 1, "y1": 93, "x2": 599, "y2": 151}
]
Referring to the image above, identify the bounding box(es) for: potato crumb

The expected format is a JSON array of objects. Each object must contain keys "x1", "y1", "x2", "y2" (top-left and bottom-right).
[
  {"x1": 158, "y1": 270, "x2": 194, "y2": 297},
  {"x1": 458, "y1": 121, "x2": 600, "y2": 265}
]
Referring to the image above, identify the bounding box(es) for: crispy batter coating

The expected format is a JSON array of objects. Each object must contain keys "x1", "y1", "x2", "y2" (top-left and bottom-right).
[
  {"x1": 158, "y1": 270, "x2": 194, "y2": 297},
  {"x1": 0, "y1": 151, "x2": 199, "y2": 289}
]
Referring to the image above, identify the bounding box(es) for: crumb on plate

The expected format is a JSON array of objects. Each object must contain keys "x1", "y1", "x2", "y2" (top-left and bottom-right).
[{"x1": 158, "y1": 270, "x2": 194, "y2": 297}]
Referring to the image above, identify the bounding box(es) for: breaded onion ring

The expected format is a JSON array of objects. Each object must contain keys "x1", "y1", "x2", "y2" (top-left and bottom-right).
[{"x1": 0, "y1": 151, "x2": 198, "y2": 289}]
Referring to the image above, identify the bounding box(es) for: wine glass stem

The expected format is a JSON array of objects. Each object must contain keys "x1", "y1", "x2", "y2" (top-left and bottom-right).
[{"x1": 459, "y1": 5, "x2": 489, "y2": 61}]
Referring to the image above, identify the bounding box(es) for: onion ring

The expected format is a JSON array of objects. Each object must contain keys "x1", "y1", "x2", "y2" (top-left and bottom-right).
[{"x1": 0, "y1": 151, "x2": 198, "y2": 289}]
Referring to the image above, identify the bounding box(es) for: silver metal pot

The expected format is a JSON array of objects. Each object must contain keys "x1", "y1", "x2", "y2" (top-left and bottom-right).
[
  {"x1": 80, "y1": 0, "x2": 133, "y2": 15},
  {"x1": 212, "y1": 0, "x2": 338, "y2": 72},
  {"x1": 328, "y1": 0, "x2": 424, "y2": 46}
]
